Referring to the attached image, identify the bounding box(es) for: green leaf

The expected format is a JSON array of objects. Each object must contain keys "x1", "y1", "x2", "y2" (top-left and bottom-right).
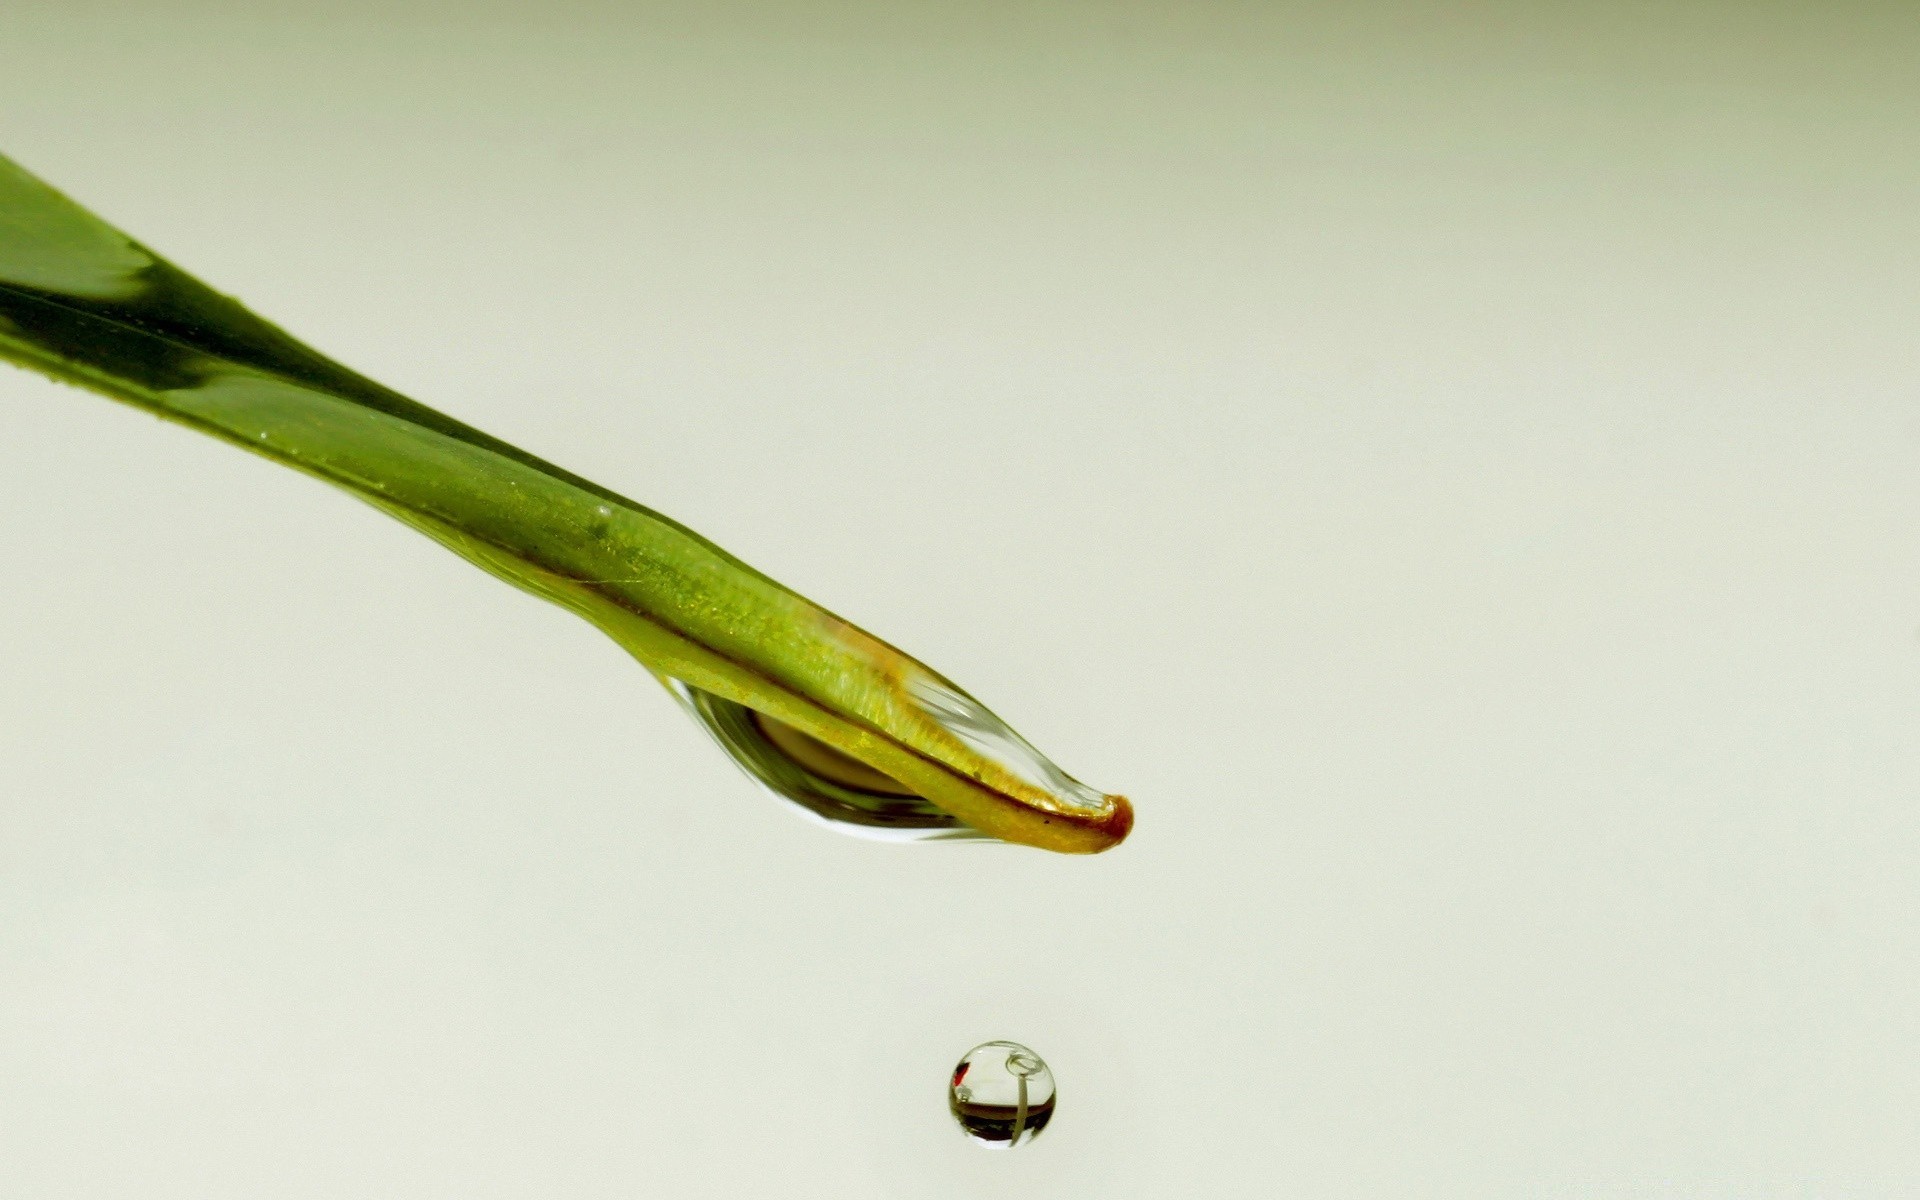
[{"x1": 0, "y1": 154, "x2": 1131, "y2": 853}]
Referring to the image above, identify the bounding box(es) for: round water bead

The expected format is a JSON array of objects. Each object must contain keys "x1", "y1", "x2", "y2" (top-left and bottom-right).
[{"x1": 948, "y1": 1041, "x2": 1056, "y2": 1148}]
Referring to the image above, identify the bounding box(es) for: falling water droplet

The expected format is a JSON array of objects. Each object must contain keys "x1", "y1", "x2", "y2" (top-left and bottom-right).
[{"x1": 948, "y1": 1041, "x2": 1056, "y2": 1148}]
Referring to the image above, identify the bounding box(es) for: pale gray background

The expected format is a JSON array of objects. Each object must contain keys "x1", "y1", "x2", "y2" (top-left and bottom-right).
[{"x1": 2, "y1": 3, "x2": 1916, "y2": 1196}]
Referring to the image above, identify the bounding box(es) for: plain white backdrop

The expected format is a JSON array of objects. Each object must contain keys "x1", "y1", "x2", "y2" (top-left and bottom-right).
[{"x1": 3, "y1": 4, "x2": 1916, "y2": 1195}]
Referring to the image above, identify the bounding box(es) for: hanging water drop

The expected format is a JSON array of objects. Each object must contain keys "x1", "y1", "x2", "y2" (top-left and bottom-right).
[{"x1": 948, "y1": 1041, "x2": 1056, "y2": 1148}]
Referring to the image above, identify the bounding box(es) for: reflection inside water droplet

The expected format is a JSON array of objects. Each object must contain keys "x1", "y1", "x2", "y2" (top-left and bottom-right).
[
  {"x1": 949, "y1": 1041, "x2": 1056, "y2": 1148},
  {"x1": 663, "y1": 679, "x2": 989, "y2": 842}
]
